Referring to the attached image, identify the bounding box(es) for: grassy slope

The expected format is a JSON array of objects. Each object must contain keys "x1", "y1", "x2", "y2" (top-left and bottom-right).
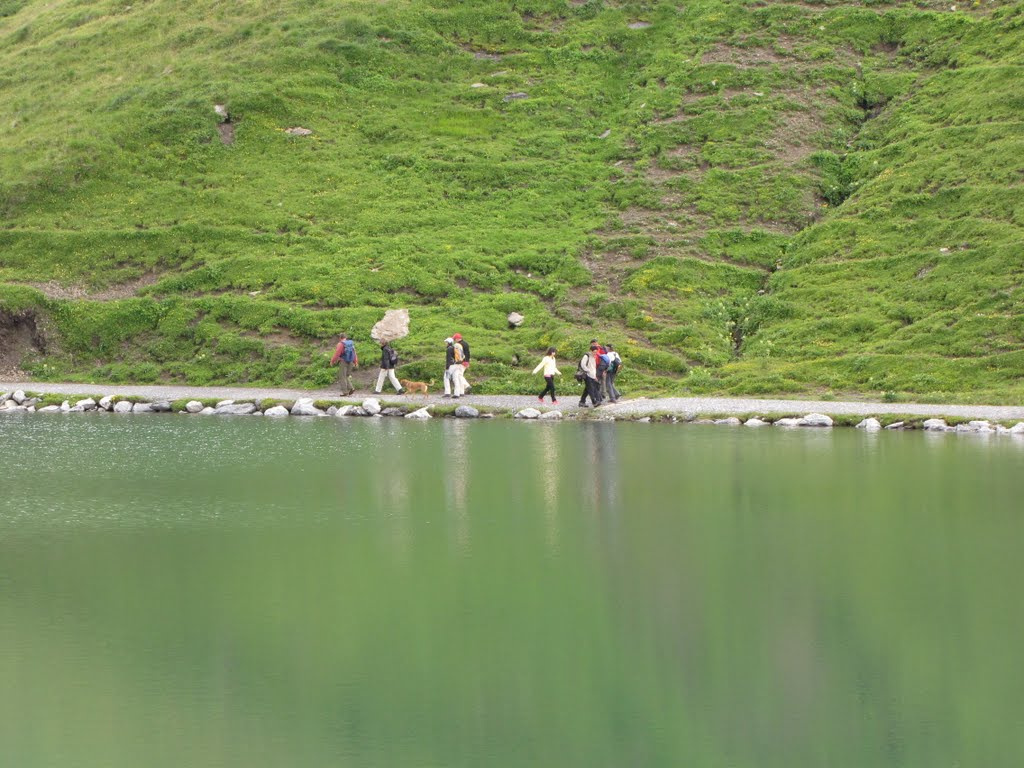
[{"x1": 0, "y1": 0, "x2": 1021, "y2": 401}]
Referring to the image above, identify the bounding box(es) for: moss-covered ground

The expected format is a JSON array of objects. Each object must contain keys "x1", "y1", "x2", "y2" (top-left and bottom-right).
[{"x1": 1, "y1": 0, "x2": 1021, "y2": 401}]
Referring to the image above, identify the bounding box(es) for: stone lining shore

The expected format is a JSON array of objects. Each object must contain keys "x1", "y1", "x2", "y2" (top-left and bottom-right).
[{"x1": 3, "y1": 388, "x2": 1024, "y2": 436}]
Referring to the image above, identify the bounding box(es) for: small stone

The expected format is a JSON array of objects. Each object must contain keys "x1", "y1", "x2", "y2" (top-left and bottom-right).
[
  {"x1": 693, "y1": 419, "x2": 715, "y2": 425},
  {"x1": 37, "y1": 405, "x2": 60, "y2": 413},
  {"x1": 470, "y1": 82, "x2": 487, "y2": 88},
  {"x1": 539, "y1": 410, "x2": 563, "y2": 420},
  {"x1": 714, "y1": 417, "x2": 741, "y2": 426},
  {"x1": 325, "y1": 406, "x2": 338, "y2": 416},
  {"x1": 884, "y1": 421, "x2": 905, "y2": 430},
  {"x1": 856, "y1": 418, "x2": 882, "y2": 431},
  {"x1": 264, "y1": 405, "x2": 290, "y2": 417},
  {"x1": 151, "y1": 401, "x2": 172, "y2": 413},
  {"x1": 199, "y1": 407, "x2": 216, "y2": 415},
  {"x1": 99, "y1": 396, "x2": 114, "y2": 411},
  {"x1": 290, "y1": 400, "x2": 325, "y2": 416},
  {"x1": 334, "y1": 405, "x2": 352, "y2": 417},
  {"x1": 347, "y1": 406, "x2": 368, "y2": 417},
  {"x1": 73, "y1": 398, "x2": 97, "y2": 411},
  {"x1": 744, "y1": 418, "x2": 768, "y2": 427},
  {"x1": 628, "y1": 20, "x2": 651, "y2": 29},
  {"x1": 774, "y1": 418, "x2": 801, "y2": 427},
  {"x1": 637, "y1": 417, "x2": 651, "y2": 423},
  {"x1": 598, "y1": 129, "x2": 611, "y2": 139},
  {"x1": 798, "y1": 413, "x2": 833, "y2": 427},
  {"x1": 113, "y1": 400, "x2": 133, "y2": 413},
  {"x1": 405, "y1": 407, "x2": 432, "y2": 420},
  {"x1": 185, "y1": 401, "x2": 205, "y2": 414},
  {"x1": 216, "y1": 400, "x2": 234, "y2": 408},
  {"x1": 362, "y1": 398, "x2": 382, "y2": 415},
  {"x1": 515, "y1": 408, "x2": 542, "y2": 419},
  {"x1": 507, "y1": 312, "x2": 525, "y2": 328},
  {"x1": 454, "y1": 405, "x2": 480, "y2": 419},
  {"x1": 922, "y1": 418, "x2": 948, "y2": 431},
  {"x1": 285, "y1": 126, "x2": 313, "y2": 136},
  {"x1": 381, "y1": 407, "x2": 406, "y2": 417},
  {"x1": 503, "y1": 92, "x2": 529, "y2": 102}
]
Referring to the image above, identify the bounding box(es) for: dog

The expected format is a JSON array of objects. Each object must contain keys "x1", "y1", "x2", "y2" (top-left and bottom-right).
[{"x1": 399, "y1": 379, "x2": 431, "y2": 395}]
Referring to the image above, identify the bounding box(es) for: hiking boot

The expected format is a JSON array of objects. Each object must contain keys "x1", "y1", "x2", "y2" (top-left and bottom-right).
[
  {"x1": 397, "y1": 388, "x2": 406, "y2": 395},
  {"x1": 442, "y1": 394, "x2": 451, "y2": 398}
]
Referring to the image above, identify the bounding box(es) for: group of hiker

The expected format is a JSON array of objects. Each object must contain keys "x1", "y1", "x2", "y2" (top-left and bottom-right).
[{"x1": 329, "y1": 332, "x2": 622, "y2": 404}]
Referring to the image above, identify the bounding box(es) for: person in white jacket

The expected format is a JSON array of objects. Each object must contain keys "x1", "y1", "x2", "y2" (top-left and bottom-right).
[{"x1": 532, "y1": 347, "x2": 561, "y2": 403}]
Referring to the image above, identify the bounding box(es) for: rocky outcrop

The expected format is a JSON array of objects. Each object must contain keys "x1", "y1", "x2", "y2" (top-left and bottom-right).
[{"x1": 370, "y1": 309, "x2": 409, "y2": 344}]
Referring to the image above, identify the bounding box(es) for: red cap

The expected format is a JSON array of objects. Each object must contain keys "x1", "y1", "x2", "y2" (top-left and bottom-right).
[{"x1": 453, "y1": 333, "x2": 462, "y2": 340}]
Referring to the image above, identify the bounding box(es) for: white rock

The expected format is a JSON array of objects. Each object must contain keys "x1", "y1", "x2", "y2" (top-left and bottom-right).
[
  {"x1": 470, "y1": 82, "x2": 487, "y2": 88},
  {"x1": 856, "y1": 418, "x2": 882, "y2": 431},
  {"x1": 12, "y1": 390, "x2": 26, "y2": 404},
  {"x1": 744, "y1": 418, "x2": 768, "y2": 427},
  {"x1": 885, "y1": 421, "x2": 905, "y2": 430},
  {"x1": 539, "y1": 410, "x2": 563, "y2": 420},
  {"x1": 133, "y1": 403, "x2": 154, "y2": 413},
  {"x1": 454, "y1": 405, "x2": 480, "y2": 418},
  {"x1": 637, "y1": 417, "x2": 651, "y2": 423},
  {"x1": 515, "y1": 408, "x2": 542, "y2": 420},
  {"x1": 326, "y1": 406, "x2": 338, "y2": 416},
  {"x1": 113, "y1": 400, "x2": 133, "y2": 413},
  {"x1": 264, "y1": 405, "x2": 290, "y2": 417},
  {"x1": 370, "y1": 308, "x2": 410, "y2": 344},
  {"x1": 151, "y1": 401, "x2": 172, "y2": 412},
  {"x1": 507, "y1": 312, "x2": 525, "y2": 328},
  {"x1": 37, "y1": 405, "x2": 60, "y2": 413},
  {"x1": 968, "y1": 420, "x2": 992, "y2": 430},
  {"x1": 216, "y1": 403, "x2": 257, "y2": 416},
  {"x1": 291, "y1": 401, "x2": 325, "y2": 417},
  {"x1": 798, "y1": 413, "x2": 833, "y2": 427},
  {"x1": 60, "y1": 400, "x2": 71, "y2": 412},
  {"x1": 334, "y1": 405, "x2": 353, "y2": 417},
  {"x1": 73, "y1": 398, "x2": 97, "y2": 410},
  {"x1": 214, "y1": 103, "x2": 228, "y2": 118},
  {"x1": 99, "y1": 396, "x2": 114, "y2": 411},
  {"x1": 774, "y1": 418, "x2": 801, "y2": 427},
  {"x1": 185, "y1": 400, "x2": 205, "y2": 414},
  {"x1": 922, "y1": 418, "x2": 948, "y2": 431},
  {"x1": 285, "y1": 126, "x2": 313, "y2": 136},
  {"x1": 1009, "y1": 422, "x2": 1024, "y2": 434},
  {"x1": 1, "y1": 399, "x2": 16, "y2": 409},
  {"x1": 199, "y1": 407, "x2": 216, "y2": 415},
  {"x1": 215, "y1": 399, "x2": 234, "y2": 408},
  {"x1": 362, "y1": 398, "x2": 382, "y2": 415},
  {"x1": 405, "y1": 407, "x2": 432, "y2": 420},
  {"x1": 714, "y1": 417, "x2": 741, "y2": 426}
]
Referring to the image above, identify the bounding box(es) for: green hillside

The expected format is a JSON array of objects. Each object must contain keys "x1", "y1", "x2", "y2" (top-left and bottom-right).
[{"x1": 1, "y1": 0, "x2": 1022, "y2": 401}]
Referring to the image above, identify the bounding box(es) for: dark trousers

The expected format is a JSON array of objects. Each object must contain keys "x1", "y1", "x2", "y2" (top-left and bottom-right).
[
  {"x1": 605, "y1": 369, "x2": 620, "y2": 401},
  {"x1": 539, "y1": 376, "x2": 557, "y2": 401},
  {"x1": 579, "y1": 376, "x2": 601, "y2": 406}
]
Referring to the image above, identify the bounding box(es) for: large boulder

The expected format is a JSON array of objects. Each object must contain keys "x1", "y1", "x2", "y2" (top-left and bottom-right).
[
  {"x1": 37, "y1": 405, "x2": 61, "y2": 413},
  {"x1": 11, "y1": 390, "x2": 27, "y2": 404},
  {"x1": 773, "y1": 417, "x2": 801, "y2": 427},
  {"x1": 856, "y1": 418, "x2": 882, "y2": 431},
  {"x1": 185, "y1": 400, "x2": 205, "y2": 414},
  {"x1": 264, "y1": 405, "x2": 290, "y2": 417},
  {"x1": 290, "y1": 399, "x2": 325, "y2": 417},
  {"x1": 507, "y1": 312, "x2": 524, "y2": 328},
  {"x1": 922, "y1": 418, "x2": 949, "y2": 431},
  {"x1": 798, "y1": 413, "x2": 833, "y2": 427},
  {"x1": 132, "y1": 403, "x2": 154, "y2": 413},
  {"x1": 539, "y1": 410, "x2": 563, "y2": 420},
  {"x1": 1010, "y1": 422, "x2": 1024, "y2": 435},
  {"x1": 216, "y1": 403, "x2": 257, "y2": 416},
  {"x1": 744, "y1": 418, "x2": 769, "y2": 427},
  {"x1": 515, "y1": 408, "x2": 542, "y2": 420},
  {"x1": 454, "y1": 405, "x2": 480, "y2": 419},
  {"x1": 113, "y1": 400, "x2": 133, "y2": 413},
  {"x1": 370, "y1": 309, "x2": 410, "y2": 344},
  {"x1": 405, "y1": 406, "x2": 432, "y2": 420},
  {"x1": 362, "y1": 398, "x2": 382, "y2": 415},
  {"x1": 714, "y1": 417, "x2": 741, "y2": 426},
  {"x1": 99, "y1": 396, "x2": 115, "y2": 411},
  {"x1": 151, "y1": 400, "x2": 172, "y2": 413}
]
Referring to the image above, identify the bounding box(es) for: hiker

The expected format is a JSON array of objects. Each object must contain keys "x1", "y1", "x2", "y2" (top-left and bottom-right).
[
  {"x1": 533, "y1": 347, "x2": 561, "y2": 404},
  {"x1": 374, "y1": 341, "x2": 404, "y2": 394},
  {"x1": 604, "y1": 344, "x2": 622, "y2": 403},
  {"x1": 442, "y1": 337, "x2": 456, "y2": 398},
  {"x1": 329, "y1": 333, "x2": 358, "y2": 395},
  {"x1": 453, "y1": 333, "x2": 471, "y2": 392},
  {"x1": 577, "y1": 344, "x2": 602, "y2": 407},
  {"x1": 448, "y1": 336, "x2": 467, "y2": 398}
]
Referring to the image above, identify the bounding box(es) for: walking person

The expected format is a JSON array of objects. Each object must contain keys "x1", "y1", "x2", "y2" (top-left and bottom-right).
[
  {"x1": 604, "y1": 344, "x2": 622, "y2": 403},
  {"x1": 578, "y1": 344, "x2": 602, "y2": 407},
  {"x1": 453, "y1": 333, "x2": 471, "y2": 393},
  {"x1": 329, "y1": 333, "x2": 358, "y2": 395},
  {"x1": 442, "y1": 337, "x2": 456, "y2": 398},
  {"x1": 533, "y1": 347, "x2": 561, "y2": 404},
  {"x1": 374, "y1": 341, "x2": 404, "y2": 394},
  {"x1": 448, "y1": 336, "x2": 467, "y2": 398}
]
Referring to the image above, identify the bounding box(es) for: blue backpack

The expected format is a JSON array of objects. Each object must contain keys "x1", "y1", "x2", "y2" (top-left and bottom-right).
[{"x1": 342, "y1": 339, "x2": 356, "y2": 363}]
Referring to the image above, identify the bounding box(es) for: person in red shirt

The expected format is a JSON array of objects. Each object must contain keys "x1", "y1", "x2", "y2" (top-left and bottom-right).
[{"x1": 329, "y1": 333, "x2": 358, "y2": 395}]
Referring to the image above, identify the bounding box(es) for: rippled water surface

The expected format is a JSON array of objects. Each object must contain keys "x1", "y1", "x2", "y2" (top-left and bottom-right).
[{"x1": 2, "y1": 413, "x2": 1023, "y2": 767}]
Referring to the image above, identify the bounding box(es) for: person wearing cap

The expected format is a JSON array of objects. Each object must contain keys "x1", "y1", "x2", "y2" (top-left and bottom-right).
[
  {"x1": 442, "y1": 337, "x2": 456, "y2": 397},
  {"x1": 373, "y1": 341, "x2": 404, "y2": 395},
  {"x1": 453, "y1": 332, "x2": 472, "y2": 393},
  {"x1": 449, "y1": 336, "x2": 467, "y2": 398},
  {"x1": 578, "y1": 343, "x2": 602, "y2": 407}
]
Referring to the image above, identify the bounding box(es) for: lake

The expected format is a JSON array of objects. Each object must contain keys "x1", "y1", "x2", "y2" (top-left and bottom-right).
[{"x1": 1, "y1": 412, "x2": 1022, "y2": 767}]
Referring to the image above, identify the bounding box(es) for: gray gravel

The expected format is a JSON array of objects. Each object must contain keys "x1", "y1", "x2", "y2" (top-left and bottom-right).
[{"x1": 3, "y1": 381, "x2": 1022, "y2": 421}]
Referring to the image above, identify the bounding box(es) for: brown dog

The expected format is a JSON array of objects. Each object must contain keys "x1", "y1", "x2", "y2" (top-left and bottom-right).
[{"x1": 399, "y1": 379, "x2": 430, "y2": 395}]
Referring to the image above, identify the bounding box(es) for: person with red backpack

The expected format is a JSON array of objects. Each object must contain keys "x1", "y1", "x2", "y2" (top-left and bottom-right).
[{"x1": 329, "y1": 333, "x2": 359, "y2": 395}]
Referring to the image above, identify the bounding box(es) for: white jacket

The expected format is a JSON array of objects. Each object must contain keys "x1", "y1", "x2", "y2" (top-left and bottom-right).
[
  {"x1": 532, "y1": 355, "x2": 561, "y2": 377},
  {"x1": 579, "y1": 353, "x2": 597, "y2": 379}
]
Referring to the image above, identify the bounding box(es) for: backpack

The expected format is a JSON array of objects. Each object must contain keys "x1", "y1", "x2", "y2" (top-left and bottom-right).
[
  {"x1": 342, "y1": 339, "x2": 356, "y2": 363},
  {"x1": 608, "y1": 353, "x2": 620, "y2": 373},
  {"x1": 387, "y1": 346, "x2": 399, "y2": 367},
  {"x1": 574, "y1": 357, "x2": 587, "y2": 382},
  {"x1": 453, "y1": 342, "x2": 465, "y2": 363},
  {"x1": 598, "y1": 352, "x2": 612, "y2": 369}
]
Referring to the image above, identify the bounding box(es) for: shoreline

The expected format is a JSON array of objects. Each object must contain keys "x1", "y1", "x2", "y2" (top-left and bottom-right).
[{"x1": 2, "y1": 381, "x2": 1024, "y2": 431}]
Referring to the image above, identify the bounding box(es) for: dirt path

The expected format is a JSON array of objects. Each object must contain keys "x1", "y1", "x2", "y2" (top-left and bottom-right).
[{"x1": 2, "y1": 381, "x2": 1022, "y2": 421}]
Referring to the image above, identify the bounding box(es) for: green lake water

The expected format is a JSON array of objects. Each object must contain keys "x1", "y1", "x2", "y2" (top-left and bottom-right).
[{"x1": 1, "y1": 413, "x2": 1022, "y2": 767}]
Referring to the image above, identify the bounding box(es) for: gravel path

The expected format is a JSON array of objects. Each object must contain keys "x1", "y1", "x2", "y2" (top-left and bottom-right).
[{"x1": 2, "y1": 381, "x2": 1022, "y2": 421}]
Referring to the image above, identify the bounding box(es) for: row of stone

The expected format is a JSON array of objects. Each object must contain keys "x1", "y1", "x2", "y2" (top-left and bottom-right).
[{"x1": 855, "y1": 417, "x2": 1024, "y2": 435}]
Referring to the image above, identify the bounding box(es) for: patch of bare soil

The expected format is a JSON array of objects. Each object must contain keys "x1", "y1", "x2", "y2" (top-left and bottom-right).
[
  {"x1": 25, "y1": 273, "x2": 161, "y2": 301},
  {"x1": 0, "y1": 308, "x2": 46, "y2": 380},
  {"x1": 218, "y1": 122, "x2": 235, "y2": 145}
]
